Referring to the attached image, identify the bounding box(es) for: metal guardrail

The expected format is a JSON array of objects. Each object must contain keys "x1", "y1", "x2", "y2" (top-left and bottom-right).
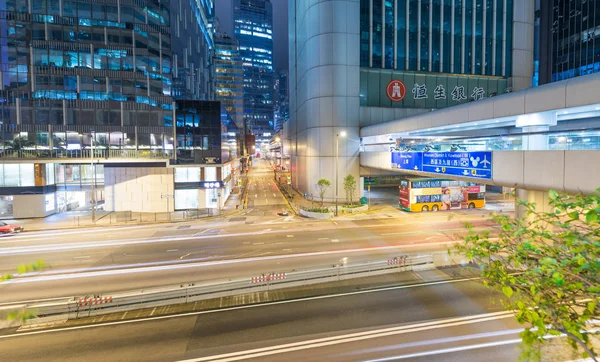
[{"x1": 3, "y1": 255, "x2": 434, "y2": 326}]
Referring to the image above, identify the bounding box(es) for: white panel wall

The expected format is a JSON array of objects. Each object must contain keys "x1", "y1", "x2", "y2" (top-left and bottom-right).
[
  {"x1": 360, "y1": 150, "x2": 600, "y2": 194},
  {"x1": 12, "y1": 194, "x2": 56, "y2": 219},
  {"x1": 104, "y1": 167, "x2": 174, "y2": 212}
]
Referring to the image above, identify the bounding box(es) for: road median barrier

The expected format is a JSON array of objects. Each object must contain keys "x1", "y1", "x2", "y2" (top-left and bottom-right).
[{"x1": 4, "y1": 255, "x2": 435, "y2": 329}]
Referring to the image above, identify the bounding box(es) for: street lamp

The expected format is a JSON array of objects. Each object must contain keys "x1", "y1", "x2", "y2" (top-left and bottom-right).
[{"x1": 335, "y1": 131, "x2": 347, "y2": 216}]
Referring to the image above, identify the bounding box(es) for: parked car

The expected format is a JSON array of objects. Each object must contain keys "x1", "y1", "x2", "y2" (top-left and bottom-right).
[{"x1": 0, "y1": 221, "x2": 24, "y2": 234}]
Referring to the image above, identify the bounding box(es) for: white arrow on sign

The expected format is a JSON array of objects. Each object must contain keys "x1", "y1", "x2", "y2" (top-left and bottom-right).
[
  {"x1": 435, "y1": 167, "x2": 441, "y2": 173},
  {"x1": 413, "y1": 166, "x2": 419, "y2": 170},
  {"x1": 463, "y1": 170, "x2": 469, "y2": 175}
]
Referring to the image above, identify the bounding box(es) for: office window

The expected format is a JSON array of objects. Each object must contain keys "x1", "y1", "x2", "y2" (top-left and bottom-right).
[
  {"x1": 384, "y1": 0, "x2": 394, "y2": 69},
  {"x1": 464, "y1": 0, "x2": 473, "y2": 74},
  {"x1": 372, "y1": 0, "x2": 383, "y2": 67},
  {"x1": 396, "y1": 0, "x2": 406, "y2": 70},
  {"x1": 408, "y1": 1, "x2": 419, "y2": 70},
  {"x1": 453, "y1": 0, "x2": 463, "y2": 73},
  {"x1": 175, "y1": 189, "x2": 199, "y2": 210}
]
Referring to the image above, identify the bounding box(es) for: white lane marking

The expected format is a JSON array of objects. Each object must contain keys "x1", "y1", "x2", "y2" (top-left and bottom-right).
[
  {"x1": 166, "y1": 249, "x2": 179, "y2": 252},
  {"x1": 2, "y1": 243, "x2": 457, "y2": 284},
  {"x1": 331, "y1": 239, "x2": 339, "y2": 243},
  {"x1": 318, "y1": 238, "x2": 329, "y2": 240},
  {"x1": 1, "y1": 221, "x2": 478, "y2": 256},
  {"x1": 252, "y1": 243, "x2": 264, "y2": 245},
  {"x1": 73, "y1": 256, "x2": 90, "y2": 259},
  {"x1": 286, "y1": 235, "x2": 293, "y2": 238},
  {"x1": 2, "y1": 277, "x2": 485, "y2": 330},
  {"x1": 364, "y1": 338, "x2": 522, "y2": 362},
  {"x1": 175, "y1": 313, "x2": 516, "y2": 362}
]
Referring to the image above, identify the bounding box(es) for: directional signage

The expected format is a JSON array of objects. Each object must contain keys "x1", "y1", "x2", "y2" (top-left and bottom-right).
[
  {"x1": 391, "y1": 151, "x2": 492, "y2": 179},
  {"x1": 422, "y1": 152, "x2": 492, "y2": 179},
  {"x1": 391, "y1": 152, "x2": 422, "y2": 171}
]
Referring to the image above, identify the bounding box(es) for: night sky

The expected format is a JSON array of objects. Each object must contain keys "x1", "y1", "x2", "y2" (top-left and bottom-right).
[{"x1": 215, "y1": 0, "x2": 289, "y2": 73}]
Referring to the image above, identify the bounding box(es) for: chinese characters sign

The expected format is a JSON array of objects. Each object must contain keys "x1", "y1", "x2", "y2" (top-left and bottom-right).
[
  {"x1": 391, "y1": 152, "x2": 422, "y2": 171},
  {"x1": 360, "y1": 69, "x2": 509, "y2": 110},
  {"x1": 391, "y1": 152, "x2": 493, "y2": 179},
  {"x1": 422, "y1": 152, "x2": 493, "y2": 179}
]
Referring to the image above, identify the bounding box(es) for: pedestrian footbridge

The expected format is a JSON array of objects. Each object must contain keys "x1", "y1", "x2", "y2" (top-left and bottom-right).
[{"x1": 359, "y1": 73, "x2": 600, "y2": 195}]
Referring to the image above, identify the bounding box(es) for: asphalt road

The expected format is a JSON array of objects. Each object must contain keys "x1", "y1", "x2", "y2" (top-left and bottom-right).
[
  {"x1": 0, "y1": 276, "x2": 524, "y2": 362},
  {"x1": 0, "y1": 159, "x2": 500, "y2": 303}
]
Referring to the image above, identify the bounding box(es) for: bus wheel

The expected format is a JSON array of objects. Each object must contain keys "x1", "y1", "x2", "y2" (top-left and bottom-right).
[
  {"x1": 432, "y1": 205, "x2": 439, "y2": 211},
  {"x1": 421, "y1": 205, "x2": 429, "y2": 212},
  {"x1": 468, "y1": 203, "x2": 475, "y2": 209}
]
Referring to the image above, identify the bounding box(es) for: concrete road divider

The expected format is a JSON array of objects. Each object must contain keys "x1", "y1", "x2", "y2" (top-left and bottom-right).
[{"x1": 4, "y1": 255, "x2": 435, "y2": 328}]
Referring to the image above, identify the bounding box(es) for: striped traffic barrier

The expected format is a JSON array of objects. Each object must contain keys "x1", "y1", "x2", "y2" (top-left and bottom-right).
[
  {"x1": 78, "y1": 296, "x2": 113, "y2": 307},
  {"x1": 251, "y1": 273, "x2": 287, "y2": 284}
]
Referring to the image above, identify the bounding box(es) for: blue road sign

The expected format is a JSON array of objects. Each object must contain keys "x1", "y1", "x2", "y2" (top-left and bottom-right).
[
  {"x1": 422, "y1": 152, "x2": 492, "y2": 179},
  {"x1": 391, "y1": 152, "x2": 423, "y2": 171}
]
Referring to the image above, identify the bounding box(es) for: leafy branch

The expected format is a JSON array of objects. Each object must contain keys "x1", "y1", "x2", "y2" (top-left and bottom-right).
[{"x1": 454, "y1": 189, "x2": 600, "y2": 361}]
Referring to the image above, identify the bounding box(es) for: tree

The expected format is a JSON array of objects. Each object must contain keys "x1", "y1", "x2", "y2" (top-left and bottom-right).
[
  {"x1": 454, "y1": 189, "x2": 600, "y2": 361},
  {"x1": 316, "y1": 178, "x2": 331, "y2": 207},
  {"x1": 1, "y1": 261, "x2": 45, "y2": 323},
  {"x1": 343, "y1": 174, "x2": 357, "y2": 205},
  {"x1": 3, "y1": 137, "x2": 34, "y2": 151}
]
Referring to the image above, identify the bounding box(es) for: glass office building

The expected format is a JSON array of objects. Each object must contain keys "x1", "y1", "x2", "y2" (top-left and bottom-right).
[
  {"x1": 0, "y1": 0, "x2": 214, "y2": 155},
  {"x1": 535, "y1": 0, "x2": 600, "y2": 85},
  {"x1": 361, "y1": 0, "x2": 514, "y2": 76},
  {"x1": 233, "y1": 0, "x2": 274, "y2": 145},
  {"x1": 359, "y1": 0, "x2": 515, "y2": 109},
  {"x1": 214, "y1": 35, "x2": 244, "y2": 128}
]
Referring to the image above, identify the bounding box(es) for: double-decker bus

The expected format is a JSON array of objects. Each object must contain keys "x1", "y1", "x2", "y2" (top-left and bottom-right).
[{"x1": 399, "y1": 177, "x2": 486, "y2": 212}]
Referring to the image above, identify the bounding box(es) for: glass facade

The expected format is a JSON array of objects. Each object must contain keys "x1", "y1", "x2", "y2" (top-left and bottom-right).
[
  {"x1": 233, "y1": 0, "x2": 274, "y2": 144},
  {"x1": 214, "y1": 35, "x2": 244, "y2": 128},
  {"x1": 360, "y1": 0, "x2": 513, "y2": 77},
  {"x1": 0, "y1": 0, "x2": 215, "y2": 158},
  {"x1": 549, "y1": 0, "x2": 600, "y2": 82}
]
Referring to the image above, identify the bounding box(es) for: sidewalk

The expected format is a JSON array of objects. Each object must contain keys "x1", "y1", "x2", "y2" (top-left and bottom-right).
[{"x1": 5, "y1": 206, "x2": 244, "y2": 233}]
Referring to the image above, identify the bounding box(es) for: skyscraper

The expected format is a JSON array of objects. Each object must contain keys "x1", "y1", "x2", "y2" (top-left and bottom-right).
[
  {"x1": 0, "y1": 0, "x2": 240, "y2": 217},
  {"x1": 233, "y1": 0, "x2": 274, "y2": 145},
  {"x1": 534, "y1": 0, "x2": 600, "y2": 85},
  {"x1": 214, "y1": 34, "x2": 245, "y2": 128}
]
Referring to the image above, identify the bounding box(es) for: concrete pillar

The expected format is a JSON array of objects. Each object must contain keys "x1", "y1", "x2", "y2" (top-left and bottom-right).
[
  {"x1": 521, "y1": 125, "x2": 549, "y2": 150},
  {"x1": 516, "y1": 111, "x2": 556, "y2": 150},
  {"x1": 289, "y1": 0, "x2": 361, "y2": 201},
  {"x1": 511, "y1": 0, "x2": 535, "y2": 91},
  {"x1": 515, "y1": 189, "x2": 553, "y2": 222}
]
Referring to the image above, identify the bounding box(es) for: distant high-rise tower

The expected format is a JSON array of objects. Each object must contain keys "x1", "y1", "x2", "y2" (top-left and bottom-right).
[
  {"x1": 214, "y1": 35, "x2": 245, "y2": 128},
  {"x1": 274, "y1": 71, "x2": 288, "y2": 132},
  {"x1": 233, "y1": 0, "x2": 274, "y2": 144}
]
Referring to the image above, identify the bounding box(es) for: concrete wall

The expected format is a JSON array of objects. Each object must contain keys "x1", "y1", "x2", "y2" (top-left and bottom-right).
[
  {"x1": 359, "y1": 107, "x2": 431, "y2": 128},
  {"x1": 104, "y1": 167, "x2": 175, "y2": 212},
  {"x1": 288, "y1": 0, "x2": 361, "y2": 201},
  {"x1": 360, "y1": 150, "x2": 600, "y2": 194},
  {"x1": 12, "y1": 194, "x2": 56, "y2": 218}
]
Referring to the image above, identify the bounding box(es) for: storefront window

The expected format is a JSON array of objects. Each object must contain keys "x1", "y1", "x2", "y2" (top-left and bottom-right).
[
  {"x1": 204, "y1": 167, "x2": 217, "y2": 181},
  {"x1": 175, "y1": 189, "x2": 198, "y2": 210},
  {"x1": 174, "y1": 167, "x2": 200, "y2": 182}
]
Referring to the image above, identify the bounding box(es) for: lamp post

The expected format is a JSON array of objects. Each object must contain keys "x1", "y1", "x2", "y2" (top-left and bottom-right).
[
  {"x1": 90, "y1": 129, "x2": 95, "y2": 223},
  {"x1": 335, "y1": 131, "x2": 346, "y2": 216}
]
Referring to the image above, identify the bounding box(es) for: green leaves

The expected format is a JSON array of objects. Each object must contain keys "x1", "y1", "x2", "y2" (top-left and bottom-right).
[
  {"x1": 502, "y1": 286, "x2": 514, "y2": 298},
  {"x1": 454, "y1": 188, "x2": 600, "y2": 361},
  {"x1": 586, "y1": 209, "x2": 598, "y2": 224}
]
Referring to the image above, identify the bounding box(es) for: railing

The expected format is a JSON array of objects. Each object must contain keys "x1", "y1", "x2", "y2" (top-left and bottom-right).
[
  {"x1": 0, "y1": 149, "x2": 174, "y2": 160},
  {"x1": 71, "y1": 209, "x2": 215, "y2": 228},
  {"x1": 3, "y1": 255, "x2": 434, "y2": 326}
]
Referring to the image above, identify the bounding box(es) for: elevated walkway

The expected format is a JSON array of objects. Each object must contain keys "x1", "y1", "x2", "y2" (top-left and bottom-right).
[{"x1": 359, "y1": 73, "x2": 600, "y2": 193}]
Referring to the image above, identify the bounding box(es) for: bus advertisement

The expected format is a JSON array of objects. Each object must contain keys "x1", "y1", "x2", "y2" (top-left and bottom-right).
[{"x1": 399, "y1": 177, "x2": 485, "y2": 212}]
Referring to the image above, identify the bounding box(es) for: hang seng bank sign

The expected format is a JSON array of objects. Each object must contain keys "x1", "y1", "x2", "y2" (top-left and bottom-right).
[{"x1": 360, "y1": 69, "x2": 509, "y2": 110}]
